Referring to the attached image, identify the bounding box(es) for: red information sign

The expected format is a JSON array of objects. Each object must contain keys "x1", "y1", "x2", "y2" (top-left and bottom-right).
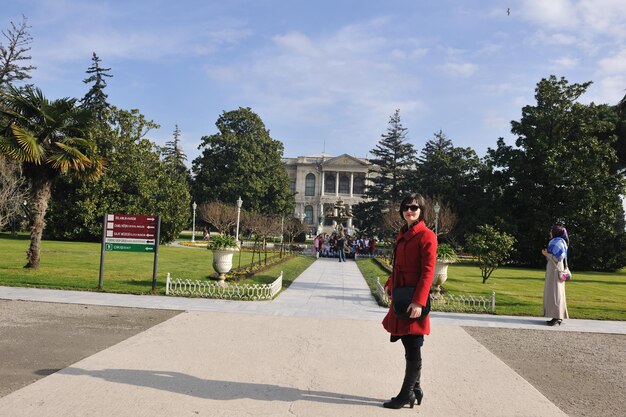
[
  {"x1": 105, "y1": 214, "x2": 157, "y2": 239},
  {"x1": 109, "y1": 214, "x2": 158, "y2": 226}
]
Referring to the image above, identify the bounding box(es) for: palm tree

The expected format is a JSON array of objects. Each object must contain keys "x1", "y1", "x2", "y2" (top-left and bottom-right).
[{"x1": 0, "y1": 85, "x2": 103, "y2": 268}]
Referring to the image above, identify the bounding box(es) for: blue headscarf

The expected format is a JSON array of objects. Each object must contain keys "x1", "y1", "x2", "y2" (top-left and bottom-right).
[{"x1": 547, "y1": 237, "x2": 568, "y2": 261}]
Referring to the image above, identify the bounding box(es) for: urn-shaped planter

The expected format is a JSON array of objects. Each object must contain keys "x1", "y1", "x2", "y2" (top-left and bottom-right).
[
  {"x1": 432, "y1": 261, "x2": 450, "y2": 297},
  {"x1": 212, "y1": 247, "x2": 239, "y2": 284},
  {"x1": 431, "y1": 244, "x2": 458, "y2": 298},
  {"x1": 208, "y1": 235, "x2": 240, "y2": 285}
]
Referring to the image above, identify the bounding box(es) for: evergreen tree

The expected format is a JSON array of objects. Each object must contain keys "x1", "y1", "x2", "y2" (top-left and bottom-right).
[
  {"x1": 486, "y1": 76, "x2": 626, "y2": 270},
  {"x1": 612, "y1": 94, "x2": 626, "y2": 173},
  {"x1": 0, "y1": 15, "x2": 36, "y2": 89},
  {"x1": 162, "y1": 124, "x2": 189, "y2": 177},
  {"x1": 46, "y1": 107, "x2": 191, "y2": 243},
  {"x1": 366, "y1": 109, "x2": 417, "y2": 204},
  {"x1": 353, "y1": 110, "x2": 416, "y2": 238},
  {"x1": 81, "y1": 52, "x2": 112, "y2": 120},
  {"x1": 191, "y1": 107, "x2": 294, "y2": 215},
  {"x1": 415, "y1": 130, "x2": 486, "y2": 239}
]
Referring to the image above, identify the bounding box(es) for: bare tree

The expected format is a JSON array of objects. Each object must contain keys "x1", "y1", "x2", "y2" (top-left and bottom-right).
[
  {"x1": 242, "y1": 211, "x2": 281, "y2": 263},
  {"x1": 380, "y1": 197, "x2": 456, "y2": 259},
  {"x1": 0, "y1": 156, "x2": 29, "y2": 231},
  {"x1": 197, "y1": 201, "x2": 237, "y2": 235},
  {"x1": 0, "y1": 15, "x2": 36, "y2": 88},
  {"x1": 381, "y1": 200, "x2": 404, "y2": 245},
  {"x1": 283, "y1": 217, "x2": 308, "y2": 246},
  {"x1": 423, "y1": 196, "x2": 456, "y2": 237}
]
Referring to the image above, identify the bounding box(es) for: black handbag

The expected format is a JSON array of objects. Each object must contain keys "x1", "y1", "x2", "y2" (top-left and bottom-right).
[{"x1": 392, "y1": 286, "x2": 431, "y2": 319}]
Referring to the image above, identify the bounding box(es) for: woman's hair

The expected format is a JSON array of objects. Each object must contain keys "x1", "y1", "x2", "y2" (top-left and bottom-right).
[
  {"x1": 398, "y1": 192, "x2": 427, "y2": 222},
  {"x1": 551, "y1": 225, "x2": 565, "y2": 238}
]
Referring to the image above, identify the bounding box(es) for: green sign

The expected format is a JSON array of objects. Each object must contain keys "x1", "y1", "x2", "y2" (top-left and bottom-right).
[{"x1": 105, "y1": 243, "x2": 155, "y2": 253}]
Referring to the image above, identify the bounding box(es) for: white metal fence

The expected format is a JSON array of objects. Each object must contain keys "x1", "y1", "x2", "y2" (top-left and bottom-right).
[
  {"x1": 166, "y1": 272, "x2": 283, "y2": 300},
  {"x1": 376, "y1": 278, "x2": 496, "y2": 313}
]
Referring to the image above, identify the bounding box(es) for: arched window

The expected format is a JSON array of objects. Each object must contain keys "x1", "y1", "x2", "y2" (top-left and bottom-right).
[
  {"x1": 339, "y1": 173, "x2": 350, "y2": 194},
  {"x1": 325, "y1": 173, "x2": 336, "y2": 194},
  {"x1": 353, "y1": 175, "x2": 365, "y2": 195},
  {"x1": 289, "y1": 180, "x2": 296, "y2": 195},
  {"x1": 305, "y1": 205, "x2": 314, "y2": 225},
  {"x1": 305, "y1": 173, "x2": 315, "y2": 196}
]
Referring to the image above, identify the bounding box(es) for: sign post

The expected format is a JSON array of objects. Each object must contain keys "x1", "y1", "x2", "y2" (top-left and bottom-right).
[{"x1": 99, "y1": 213, "x2": 160, "y2": 290}]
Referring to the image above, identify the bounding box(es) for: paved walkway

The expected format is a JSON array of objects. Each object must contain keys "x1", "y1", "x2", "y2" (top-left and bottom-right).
[{"x1": 0, "y1": 258, "x2": 624, "y2": 416}]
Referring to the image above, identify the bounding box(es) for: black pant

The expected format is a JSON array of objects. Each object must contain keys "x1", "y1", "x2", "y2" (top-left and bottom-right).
[{"x1": 400, "y1": 335, "x2": 424, "y2": 361}]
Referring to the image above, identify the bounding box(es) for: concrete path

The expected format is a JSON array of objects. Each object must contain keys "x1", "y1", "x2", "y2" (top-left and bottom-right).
[{"x1": 0, "y1": 257, "x2": 624, "y2": 416}]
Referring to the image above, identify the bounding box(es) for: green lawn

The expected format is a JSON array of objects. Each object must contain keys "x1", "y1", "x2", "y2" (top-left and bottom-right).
[
  {"x1": 0, "y1": 233, "x2": 314, "y2": 295},
  {"x1": 356, "y1": 258, "x2": 626, "y2": 321},
  {"x1": 3, "y1": 233, "x2": 624, "y2": 320}
]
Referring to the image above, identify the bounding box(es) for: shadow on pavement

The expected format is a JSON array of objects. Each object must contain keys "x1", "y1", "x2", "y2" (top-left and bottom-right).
[{"x1": 58, "y1": 367, "x2": 382, "y2": 406}]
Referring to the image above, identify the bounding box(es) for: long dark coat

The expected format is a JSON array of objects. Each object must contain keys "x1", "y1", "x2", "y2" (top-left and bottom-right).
[{"x1": 382, "y1": 221, "x2": 437, "y2": 336}]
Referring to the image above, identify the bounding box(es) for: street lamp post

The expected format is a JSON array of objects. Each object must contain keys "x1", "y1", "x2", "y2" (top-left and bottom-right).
[
  {"x1": 235, "y1": 196, "x2": 243, "y2": 245},
  {"x1": 434, "y1": 201, "x2": 441, "y2": 237},
  {"x1": 191, "y1": 201, "x2": 197, "y2": 242}
]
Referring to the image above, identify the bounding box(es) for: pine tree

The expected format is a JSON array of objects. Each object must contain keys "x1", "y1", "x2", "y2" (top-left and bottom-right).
[
  {"x1": 162, "y1": 124, "x2": 189, "y2": 177},
  {"x1": 0, "y1": 15, "x2": 36, "y2": 89},
  {"x1": 81, "y1": 52, "x2": 112, "y2": 120},
  {"x1": 366, "y1": 109, "x2": 417, "y2": 204},
  {"x1": 353, "y1": 110, "x2": 416, "y2": 239},
  {"x1": 415, "y1": 130, "x2": 485, "y2": 238}
]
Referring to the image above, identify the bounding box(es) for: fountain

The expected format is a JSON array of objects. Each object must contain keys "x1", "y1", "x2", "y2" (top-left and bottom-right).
[{"x1": 321, "y1": 199, "x2": 354, "y2": 236}]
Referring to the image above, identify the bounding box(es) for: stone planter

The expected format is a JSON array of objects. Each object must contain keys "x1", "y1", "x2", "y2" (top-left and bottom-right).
[
  {"x1": 431, "y1": 261, "x2": 450, "y2": 297},
  {"x1": 211, "y1": 247, "x2": 239, "y2": 285}
]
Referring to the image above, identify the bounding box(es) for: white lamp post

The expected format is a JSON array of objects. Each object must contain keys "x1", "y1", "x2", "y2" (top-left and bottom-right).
[
  {"x1": 235, "y1": 196, "x2": 243, "y2": 244},
  {"x1": 191, "y1": 201, "x2": 197, "y2": 242},
  {"x1": 434, "y1": 201, "x2": 441, "y2": 236}
]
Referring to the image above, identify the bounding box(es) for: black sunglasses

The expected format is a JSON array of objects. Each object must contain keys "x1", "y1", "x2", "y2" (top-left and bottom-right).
[{"x1": 402, "y1": 205, "x2": 420, "y2": 212}]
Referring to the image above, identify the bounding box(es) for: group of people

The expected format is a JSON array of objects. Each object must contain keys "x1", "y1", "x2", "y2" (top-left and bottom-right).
[
  {"x1": 379, "y1": 192, "x2": 570, "y2": 409},
  {"x1": 312, "y1": 233, "x2": 377, "y2": 261}
]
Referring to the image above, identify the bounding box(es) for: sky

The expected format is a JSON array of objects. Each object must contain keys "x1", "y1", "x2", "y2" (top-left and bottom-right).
[{"x1": 2, "y1": 0, "x2": 626, "y2": 167}]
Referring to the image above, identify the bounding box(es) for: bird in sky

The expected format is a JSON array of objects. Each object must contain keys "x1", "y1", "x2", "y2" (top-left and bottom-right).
[{"x1": 507, "y1": 8, "x2": 511, "y2": 16}]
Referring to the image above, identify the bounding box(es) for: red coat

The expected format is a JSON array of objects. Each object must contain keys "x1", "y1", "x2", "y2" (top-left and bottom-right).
[{"x1": 382, "y1": 221, "x2": 437, "y2": 336}]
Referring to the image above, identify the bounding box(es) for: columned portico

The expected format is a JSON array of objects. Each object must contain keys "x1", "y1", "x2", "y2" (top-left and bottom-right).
[
  {"x1": 350, "y1": 172, "x2": 354, "y2": 197},
  {"x1": 283, "y1": 153, "x2": 376, "y2": 235}
]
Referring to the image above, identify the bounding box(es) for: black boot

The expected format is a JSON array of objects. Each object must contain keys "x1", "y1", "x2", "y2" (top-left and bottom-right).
[
  {"x1": 413, "y1": 359, "x2": 424, "y2": 405},
  {"x1": 391, "y1": 359, "x2": 424, "y2": 405},
  {"x1": 383, "y1": 359, "x2": 420, "y2": 409}
]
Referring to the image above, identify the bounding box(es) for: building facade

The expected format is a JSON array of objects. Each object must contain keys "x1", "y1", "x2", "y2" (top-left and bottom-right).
[{"x1": 283, "y1": 153, "x2": 375, "y2": 235}]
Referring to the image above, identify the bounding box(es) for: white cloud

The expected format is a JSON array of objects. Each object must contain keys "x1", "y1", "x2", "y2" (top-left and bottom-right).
[
  {"x1": 273, "y1": 32, "x2": 321, "y2": 56},
  {"x1": 586, "y1": 75, "x2": 626, "y2": 104},
  {"x1": 204, "y1": 65, "x2": 239, "y2": 82},
  {"x1": 201, "y1": 19, "x2": 430, "y2": 150},
  {"x1": 578, "y1": 0, "x2": 626, "y2": 39},
  {"x1": 521, "y1": 0, "x2": 626, "y2": 39},
  {"x1": 483, "y1": 110, "x2": 509, "y2": 130},
  {"x1": 550, "y1": 56, "x2": 579, "y2": 69},
  {"x1": 597, "y1": 48, "x2": 626, "y2": 75},
  {"x1": 521, "y1": 0, "x2": 579, "y2": 29},
  {"x1": 477, "y1": 42, "x2": 502, "y2": 55},
  {"x1": 440, "y1": 62, "x2": 478, "y2": 77}
]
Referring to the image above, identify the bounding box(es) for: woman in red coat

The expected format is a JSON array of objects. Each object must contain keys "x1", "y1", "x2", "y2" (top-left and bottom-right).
[{"x1": 382, "y1": 193, "x2": 437, "y2": 409}]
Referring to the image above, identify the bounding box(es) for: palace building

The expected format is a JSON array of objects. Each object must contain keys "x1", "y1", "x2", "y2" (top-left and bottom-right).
[{"x1": 283, "y1": 153, "x2": 376, "y2": 235}]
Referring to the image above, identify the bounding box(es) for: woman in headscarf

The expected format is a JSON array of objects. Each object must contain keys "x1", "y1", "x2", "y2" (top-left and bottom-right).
[{"x1": 541, "y1": 225, "x2": 569, "y2": 326}]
